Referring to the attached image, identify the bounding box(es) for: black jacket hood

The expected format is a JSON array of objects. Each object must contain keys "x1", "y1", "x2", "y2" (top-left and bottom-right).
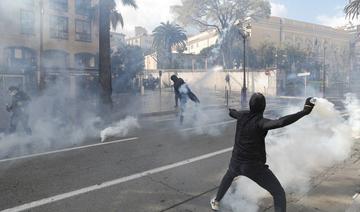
[
  {"x1": 249, "y1": 93, "x2": 266, "y2": 113},
  {"x1": 171, "y1": 75, "x2": 178, "y2": 82}
]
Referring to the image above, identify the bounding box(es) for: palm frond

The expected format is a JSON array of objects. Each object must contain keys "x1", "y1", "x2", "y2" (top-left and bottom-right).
[
  {"x1": 345, "y1": 0, "x2": 360, "y2": 19},
  {"x1": 152, "y1": 21, "x2": 188, "y2": 53},
  {"x1": 121, "y1": 0, "x2": 138, "y2": 9},
  {"x1": 110, "y1": 11, "x2": 124, "y2": 29}
]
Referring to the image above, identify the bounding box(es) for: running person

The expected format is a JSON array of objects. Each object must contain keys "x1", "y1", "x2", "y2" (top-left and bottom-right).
[
  {"x1": 211, "y1": 93, "x2": 315, "y2": 211},
  {"x1": 6, "y1": 86, "x2": 32, "y2": 135},
  {"x1": 170, "y1": 75, "x2": 200, "y2": 123}
]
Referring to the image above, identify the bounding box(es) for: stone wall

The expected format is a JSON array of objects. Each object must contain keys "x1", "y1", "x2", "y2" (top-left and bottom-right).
[{"x1": 146, "y1": 69, "x2": 278, "y2": 96}]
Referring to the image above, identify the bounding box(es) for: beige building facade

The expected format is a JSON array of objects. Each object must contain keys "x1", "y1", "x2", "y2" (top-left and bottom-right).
[
  {"x1": 110, "y1": 32, "x2": 126, "y2": 49},
  {"x1": 126, "y1": 27, "x2": 154, "y2": 50},
  {"x1": 144, "y1": 53, "x2": 158, "y2": 70},
  {"x1": 126, "y1": 35, "x2": 154, "y2": 50},
  {"x1": 184, "y1": 29, "x2": 218, "y2": 54},
  {"x1": 250, "y1": 16, "x2": 351, "y2": 60},
  {"x1": 0, "y1": 0, "x2": 99, "y2": 75},
  {"x1": 184, "y1": 16, "x2": 352, "y2": 58}
]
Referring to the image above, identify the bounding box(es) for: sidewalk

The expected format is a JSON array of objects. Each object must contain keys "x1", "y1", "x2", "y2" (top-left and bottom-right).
[
  {"x1": 283, "y1": 140, "x2": 360, "y2": 212},
  {"x1": 165, "y1": 140, "x2": 360, "y2": 212}
]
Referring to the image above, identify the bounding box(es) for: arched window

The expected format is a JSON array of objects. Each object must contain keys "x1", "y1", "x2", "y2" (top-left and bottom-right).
[
  {"x1": 75, "y1": 52, "x2": 96, "y2": 68},
  {"x1": 4, "y1": 46, "x2": 36, "y2": 72},
  {"x1": 43, "y1": 49, "x2": 69, "y2": 69}
]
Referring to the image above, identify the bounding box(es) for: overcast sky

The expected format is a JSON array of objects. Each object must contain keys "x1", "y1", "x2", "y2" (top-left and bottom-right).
[{"x1": 116, "y1": 0, "x2": 356, "y2": 36}]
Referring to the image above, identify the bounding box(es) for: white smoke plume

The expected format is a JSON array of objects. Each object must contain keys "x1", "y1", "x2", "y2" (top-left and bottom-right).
[
  {"x1": 221, "y1": 97, "x2": 358, "y2": 211},
  {"x1": 0, "y1": 80, "x2": 102, "y2": 159},
  {"x1": 344, "y1": 93, "x2": 360, "y2": 138},
  {"x1": 172, "y1": 66, "x2": 231, "y2": 136},
  {"x1": 100, "y1": 116, "x2": 139, "y2": 142}
]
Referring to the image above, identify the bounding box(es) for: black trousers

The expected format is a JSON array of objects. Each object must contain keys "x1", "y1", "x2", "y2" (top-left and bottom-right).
[
  {"x1": 215, "y1": 164, "x2": 286, "y2": 212},
  {"x1": 9, "y1": 113, "x2": 32, "y2": 135}
]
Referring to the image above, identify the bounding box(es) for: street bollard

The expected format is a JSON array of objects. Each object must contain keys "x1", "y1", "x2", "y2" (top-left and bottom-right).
[
  {"x1": 140, "y1": 76, "x2": 145, "y2": 95},
  {"x1": 141, "y1": 85, "x2": 144, "y2": 96},
  {"x1": 225, "y1": 87, "x2": 229, "y2": 107}
]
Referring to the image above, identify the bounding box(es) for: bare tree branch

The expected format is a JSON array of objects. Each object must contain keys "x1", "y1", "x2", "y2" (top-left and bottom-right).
[{"x1": 191, "y1": 17, "x2": 221, "y2": 32}]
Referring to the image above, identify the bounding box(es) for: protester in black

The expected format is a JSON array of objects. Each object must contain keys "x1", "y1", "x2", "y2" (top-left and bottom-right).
[
  {"x1": 210, "y1": 93, "x2": 315, "y2": 211},
  {"x1": 171, "y1": 75, "x2": 185, "y2": 108},
  {"x1": 6, "y1": 86, "x2": 32, "y2": 135},
  {"x1": 170, "y1": 75, "x2": 200, "y2": 123}
]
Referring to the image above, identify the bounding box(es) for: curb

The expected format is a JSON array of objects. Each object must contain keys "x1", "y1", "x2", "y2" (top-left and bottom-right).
[
  {"x1": 138, "y1": 104, "x2": 229, "y2": 118},
  {"x1": 139, "y1": 110, "x2": 177, "y2": 117}
]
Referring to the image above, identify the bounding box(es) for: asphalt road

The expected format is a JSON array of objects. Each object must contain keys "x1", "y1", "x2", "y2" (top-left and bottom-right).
[{"x1": 0, "y1": 98, "x2": 354, "y2": 212}]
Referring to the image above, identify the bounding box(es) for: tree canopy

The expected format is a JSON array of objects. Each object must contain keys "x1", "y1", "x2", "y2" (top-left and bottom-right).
[
  {"x1": 152, "y1": 21, "x2": 188, "y2": 68},
  {"x1": 171, "y1": 0, "x2": 270, "y2": 68},
  {"x1": 111, "y1": 44, "x2": 144, "y2": 92},
  {"x1": 171, "y1": 0, "x2": 271, "y2": 32}
]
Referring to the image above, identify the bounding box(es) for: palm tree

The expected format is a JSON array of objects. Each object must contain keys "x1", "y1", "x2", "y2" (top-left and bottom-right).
[
  {"x1": 152, "y1": 22, "x2": 187, "y2": 69},
  {"x1": 345, "y1": 0, "x2": 360, "y2": 19},
  {"x1": 98, "y1": 0, "x2": 137, "y2": 107}
]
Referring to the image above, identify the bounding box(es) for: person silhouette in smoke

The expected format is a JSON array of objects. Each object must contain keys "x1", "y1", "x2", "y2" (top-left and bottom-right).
[
  {"x1": 6, "y1": 86, "x2": 32, "y2": 135},
  {"x1": 210, "y1": 93, "x2": 315, "y2": 212},
  {"x1": 170, "y1": 75, "x2": 200, "y2": 123}
]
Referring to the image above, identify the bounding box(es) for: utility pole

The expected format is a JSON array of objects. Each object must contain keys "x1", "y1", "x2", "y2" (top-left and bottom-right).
[
  {"x1": 241, "y1": 36, "x2": 247, "y2": 106},
  {"x1": 39, "y1": 0, "x2": 45, "y2": 91},
  {"x1": 323, "y1": 44, "x2": 326, "y2": 98},
  {"x1": 236, "y1": 19, "x2": 251, "y2": 107}
]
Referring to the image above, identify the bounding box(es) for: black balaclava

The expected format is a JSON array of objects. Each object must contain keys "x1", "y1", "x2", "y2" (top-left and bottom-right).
[
  {"x1": 170, "y1": 75, "x2": 178, "y2": 82},
  {"x1": 249, "y1": 92, "x2": 266, "y2": 113}
]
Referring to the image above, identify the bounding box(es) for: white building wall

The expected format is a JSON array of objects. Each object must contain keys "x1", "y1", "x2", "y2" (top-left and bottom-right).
[
  {"x1": 147, "y1": 70, "x2": 278, "y2": 96},
  {"x1": 185, "y1": 30, "x2": 218, "y2": 54}
]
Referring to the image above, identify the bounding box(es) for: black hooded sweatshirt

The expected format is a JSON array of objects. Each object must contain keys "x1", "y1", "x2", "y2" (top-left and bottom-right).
[
  {"x1": 229, "y1": 93, "x2": 308, "y2": 167},
  {"x1": 171, "y1": 76, "x2": 200, "y2": 103}
]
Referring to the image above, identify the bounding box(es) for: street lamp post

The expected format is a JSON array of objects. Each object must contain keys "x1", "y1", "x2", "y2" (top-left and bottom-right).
[
  {"x1": 241, "y1": 36, "x2": 246, "y2": 106},
  {"x1": 39, "y1": 0, "x2": 45, "y2": 91},
  {"x1": 236, "y1": 19, "x2": 252, "y2": 107},
  {"x1": 322, "y1": 43, "x2": 327, "y2": 98}
]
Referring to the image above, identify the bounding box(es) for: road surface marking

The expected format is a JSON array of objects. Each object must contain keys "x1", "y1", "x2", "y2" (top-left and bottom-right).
[
  {"x1": 0, "y1": 137, "x2": 139, "y2": 164},
  {"x1": 0, "y1": 147, "x2": 233, "y2": 212},
  {"x1": 155, "y1": 118, "x2": 178, "y2": 123},
  {"x1": 181, "y1": 120, "x2": 236, "y2": 132},
  {"x1": 346, "y1": 193, "x2": 360, "y2": 212}
]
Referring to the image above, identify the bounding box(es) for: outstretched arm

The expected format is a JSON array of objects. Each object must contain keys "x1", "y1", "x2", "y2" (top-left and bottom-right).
[
  {"x1": 259, "y1": 97, "x2": 315, "y2": 130},
  {"x1": 229, "y1": 109, "x2": 244, "y2": 119},
  {"x1": 188, "y1": 91, "x2": 200, "y2": 103},
  {"x1": 259, "y1": 111, "x2": 307, "y2": 130}
]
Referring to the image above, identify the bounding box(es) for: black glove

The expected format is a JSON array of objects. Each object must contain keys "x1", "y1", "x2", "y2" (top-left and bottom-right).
[
  {"x1": 303, "y1": 97, "x2": 315, "y2": 115},
  {"x1": 229, "y1": 108, "x2": 238, "y2": 116}
]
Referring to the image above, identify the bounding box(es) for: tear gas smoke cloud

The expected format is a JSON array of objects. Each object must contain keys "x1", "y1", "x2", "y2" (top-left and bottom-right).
[
  {"x1": 222, "y1": 97, "x2": 358, "y2": 211},
  {"x1": 175, "y1": 67, "x2": 228, "y2": 136},
  {"x1": 0, "y1": 80, "x2": 102, "y2": 159},
  {"x1": 0, "y1": 81, "x2": 140, "y2": 159},
  {"x1": 179, "y1": 104, "x2": 225, "y2": 137},
  {"x1": 344, "y1": 93, "x2": 360, "y2": 138},
  {"x1": 100, "y1": 116, "x2": 139, "y2": 142}
]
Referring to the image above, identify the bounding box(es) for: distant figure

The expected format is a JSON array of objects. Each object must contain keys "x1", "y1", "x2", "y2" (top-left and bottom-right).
[
  {"x1": 210, "y1": 93, "x2": 315, "y2": 211},
  {"x1": 6, "y1": 86, "x2": 32, "y2": 135},
  {"x1": 225, "y1": 73, "x2": 231, "y2": 93},
  {"x1": 170, "y1": 75, "x2": 200, "y2": 123}
]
